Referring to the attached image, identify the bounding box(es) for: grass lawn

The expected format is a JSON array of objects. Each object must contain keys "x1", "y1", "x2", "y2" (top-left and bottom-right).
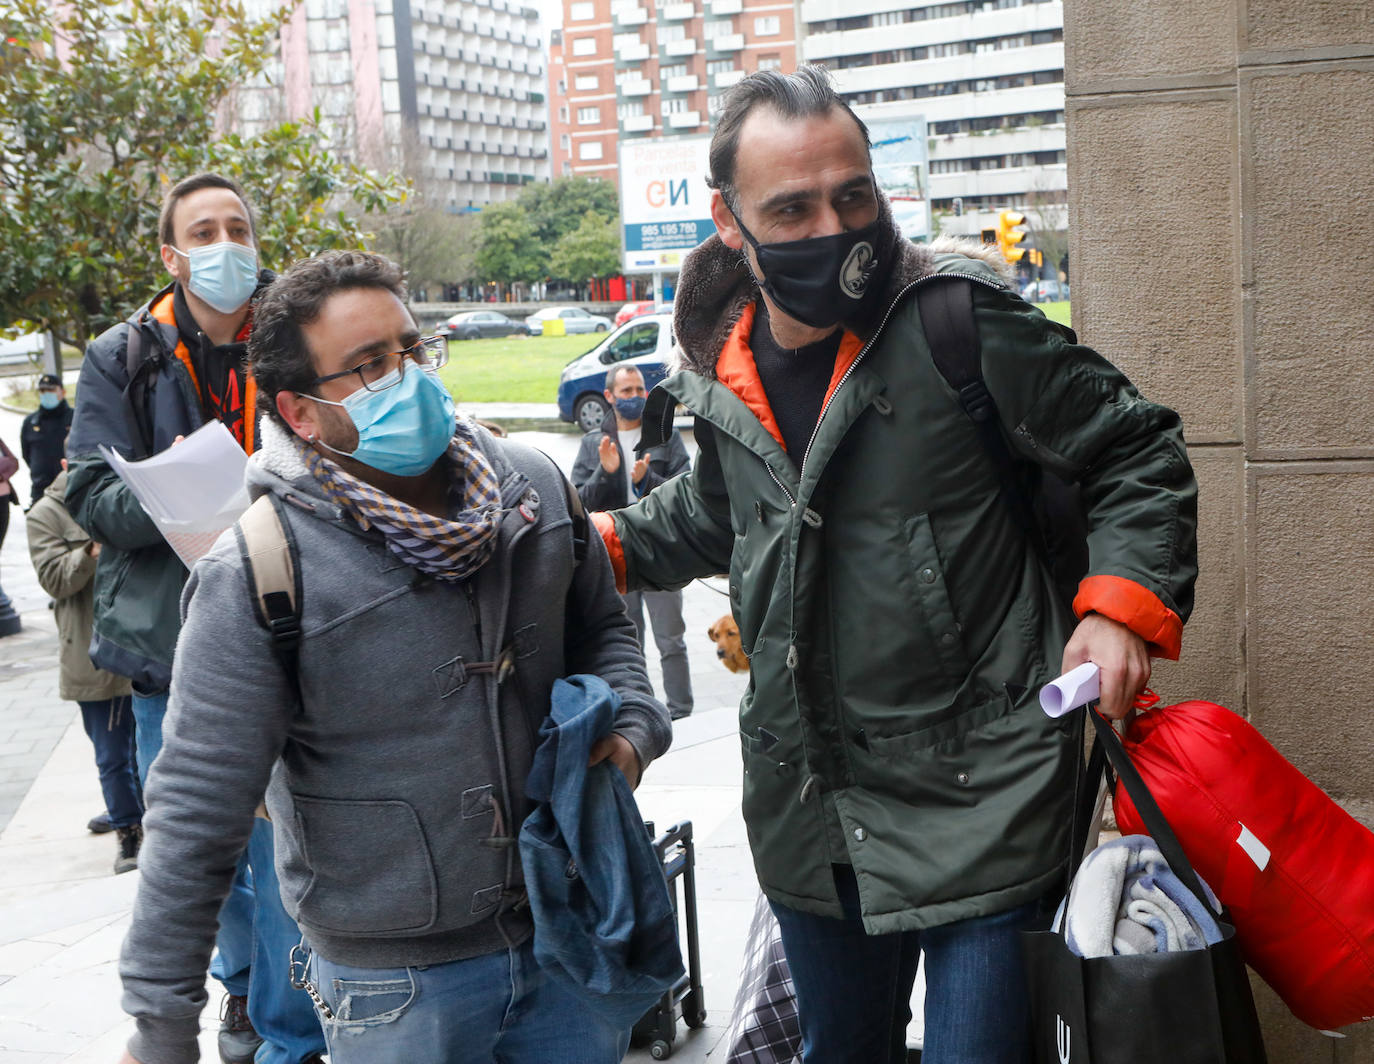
[
  {"x1": 1040, "y1": 301, "x2": 1071, "y2": 326},
  {"x1": 438, "y1": 333, "x2": 601, "y2": 405}
]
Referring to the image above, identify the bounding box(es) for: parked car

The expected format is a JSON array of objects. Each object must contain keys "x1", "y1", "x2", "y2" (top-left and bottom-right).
[
  {"x1": 558, "y1": 313, "x2": 675, "y2": 433},
  {"x1": 0, "y1": 332, "x2": 44, "y2": 366},
  {"x1": 435, "y1": 310, "x2": 527, "y2": 341},
  {"x1": 1020, "y1": 279, "x2": 1069, "y2": 303},
  {"x1": 527, "y1": 306, "x2": 613, "y2": 336}
]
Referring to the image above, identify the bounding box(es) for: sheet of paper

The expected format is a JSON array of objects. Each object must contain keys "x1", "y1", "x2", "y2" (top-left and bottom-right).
[
  {"x1": 1039, "y1": 662, "x2": 1101, "y2": 718},
  {"x1": 99, "y1": 421, "x2": 250, "y2": 568}
]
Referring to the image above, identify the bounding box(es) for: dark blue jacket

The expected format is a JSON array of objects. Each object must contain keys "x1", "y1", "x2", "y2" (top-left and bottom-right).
[{"x1": 520, "y1": 674, "x2": 683, "y2": 1029}]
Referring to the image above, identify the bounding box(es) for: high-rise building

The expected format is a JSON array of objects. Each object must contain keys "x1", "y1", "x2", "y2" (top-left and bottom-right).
[
  {"x1": 548, "y1": 0, "x2": 799, "y2": 185},
  {"x1": 234, "y1": 0, "x2": 550, "y2": 208},
  {"x1": 801, "y1": 0, "x2": 1066, "y2": 250}
]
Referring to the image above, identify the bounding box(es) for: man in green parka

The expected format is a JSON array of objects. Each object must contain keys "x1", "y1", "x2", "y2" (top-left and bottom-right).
[{"x1": 591, "y1": 66, "x2": 1198, "y2": 1064}]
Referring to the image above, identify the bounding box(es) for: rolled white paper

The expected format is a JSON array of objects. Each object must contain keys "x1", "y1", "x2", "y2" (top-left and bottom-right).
[{"x1": 1039, "y1": 662, "x2": 1101, "y2": 718}]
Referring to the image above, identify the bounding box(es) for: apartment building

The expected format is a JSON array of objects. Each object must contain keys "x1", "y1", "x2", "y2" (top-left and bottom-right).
[
  {"x1": 802, "y1": 0, "x2": 1066, "y2": 246},
  {"x1": 235, "y1": 0, "x2": 550, "y2": 208},
  {"x1": 548, "y1": 0, "x2": 798, "y2": 184}
]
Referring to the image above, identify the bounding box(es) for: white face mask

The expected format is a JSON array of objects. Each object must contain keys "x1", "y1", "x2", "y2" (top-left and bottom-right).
[{"x1": 170, "y1": 241, "x2": 259, "y2": 314}]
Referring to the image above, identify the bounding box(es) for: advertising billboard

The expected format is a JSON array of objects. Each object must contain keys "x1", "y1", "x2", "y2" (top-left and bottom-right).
[
  {"x1": 618, "y1": 135, "x2": 717, "y2": 274},
  {"x1": 868, "y1": 116, "x2": 930, "y2": 243}
]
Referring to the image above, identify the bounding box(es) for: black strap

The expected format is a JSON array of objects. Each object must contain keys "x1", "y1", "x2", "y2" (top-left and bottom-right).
[
  {"x1": 121, "y1": 325, "x2": 157, "y2": 460},
  {"x1": 918, "y1": 279, "x2": 1053, "y2": 569},
  {"x1": 1077, "y1": 708, "x2": 1223, "y2": 920}
]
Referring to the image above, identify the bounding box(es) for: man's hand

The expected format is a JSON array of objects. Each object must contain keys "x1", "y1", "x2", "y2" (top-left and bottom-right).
[
  {"x1": 87, "y1": 541, "x2": 102, "y2": 558},
  {"x1": 597, "y1": 434, "x2": 620, "y2": 475},
  {"x1": 631, "y1": 455, "x2": 650, "y2": 485},
  {"x1": 1061, "y1": 613, "x2": 1150, "y2": 721},
  {"x1": 589, "y1": 733, "x2": 642, "y2": 790}
]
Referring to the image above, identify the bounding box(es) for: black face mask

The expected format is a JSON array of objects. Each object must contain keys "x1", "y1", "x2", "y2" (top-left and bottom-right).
[{"x1": 733, "y1": 212, "x2": 881, "y2": 330}]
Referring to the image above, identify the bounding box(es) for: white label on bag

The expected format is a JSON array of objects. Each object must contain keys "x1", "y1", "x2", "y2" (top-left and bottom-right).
[{"x1": 1236, "y1": 824, "x2": 1271, "y2": 871}]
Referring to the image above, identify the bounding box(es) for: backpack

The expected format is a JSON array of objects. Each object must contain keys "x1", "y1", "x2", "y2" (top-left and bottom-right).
[
  {"x1": 916, "y1": 277, "x2": 1089, "y2": 615},
  {"x1": 234, "y1": 462, "x2": 590, "y2": 696}
]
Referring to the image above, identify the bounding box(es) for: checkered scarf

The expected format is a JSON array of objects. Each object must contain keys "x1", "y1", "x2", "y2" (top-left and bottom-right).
[{"x1": 295, "y1": 423, "x2": 502, "y2": 582}]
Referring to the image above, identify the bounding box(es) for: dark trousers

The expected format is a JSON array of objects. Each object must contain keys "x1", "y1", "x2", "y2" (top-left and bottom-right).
[{"x1": 77, "y1": 696, "x2": 143, "y2": 829}]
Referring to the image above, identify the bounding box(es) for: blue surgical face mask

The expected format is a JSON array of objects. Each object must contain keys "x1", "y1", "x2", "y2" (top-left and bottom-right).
[
  {"x1": 171, "y1": 240, "x2": 259, "y2": 314},
  {"x1": 305, "y1": 362, "x2": 456, "y2": 477},
  {"x1": 614, "y1": 395, "x2": 647, "y2": 421},
  {"x1": 38, "y1": 391, "x2": 61, "y2": 410}
]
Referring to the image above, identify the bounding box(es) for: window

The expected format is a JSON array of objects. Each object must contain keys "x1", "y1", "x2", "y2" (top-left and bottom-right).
[
  {"x1": 577, "y1": 105, "x2": 601, "y2": 123},
  {"x1": 706, "y1": 59, "x2": 735, "y2": 74},
  {"x1": 753, "y1": 15, "x2": 779, "y2": 35},
  {"x1": 756, "y1": 54, "x2": 781, "y2": 71},
  {"x1": 702, "y1": 18, "x2": 732, "y2": 38},
  {"x1": 604, "y1": 322, "x2": 659, "y2": 363},
  {"x1": 572, "y1": 36, "x2": 597, "y2": 55},
  {"x1": 570, "y1": 0, "x2": 594, "y2": 18},
  {"x1": 661, "y1": 97, "x2": 687, "y2": 114},
  {"x1": 614, "y1": 32, "x2": 642, "y2": 50},
  {"x1": 559, "y1": 105, "x2": 570, "y2": 121},
  {"x1": 655, "y1": 22, "x2": 685, "y2": 43},
  {"x1": 560, "y1": 133, "x2": 570, "y2": 149},
  {"x1": 563, "y1": 160, "x2": 572, "y2": 174},
  {"x1": 575, "y1": 73, "x2": 599, "y2": 90},
  {"x1": 661, "y1": 62, "x2": 688, "y2": 79},
  {"x1": 556, "y1": 79, "x2": 567, "y2": 94},
  {"x1": 873, "y1": 10, "x2": 903, "y2": 26},
  {"x1": 618, "y1": 100, "x2": 645, "y2": 117},
  {"x1": 579, "y1": 141, "x2": 604, "y2": 160}
]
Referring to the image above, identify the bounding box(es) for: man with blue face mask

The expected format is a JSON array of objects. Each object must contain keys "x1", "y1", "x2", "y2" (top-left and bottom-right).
[
  {"x1": 20, "y1": 374, "x2": 73, "y2": 507},
  {"x1": 571, "y1": 364, "x2": 694, "y2": 719},
  {"x1": 114, "y1": 250, "x2": 671, "y2": 1064},
  {"x1": 65, "y1": 174, "x2": 326, "y2": 1064}
]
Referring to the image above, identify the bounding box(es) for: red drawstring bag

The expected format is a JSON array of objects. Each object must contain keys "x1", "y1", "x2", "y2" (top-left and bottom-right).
[{"x1": 1113, "y1": 699, "x2": 1374, "y2": 1030}]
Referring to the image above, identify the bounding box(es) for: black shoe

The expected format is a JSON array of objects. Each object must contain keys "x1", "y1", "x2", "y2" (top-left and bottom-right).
[
  {"x1": 114, "y1": 824, "x2": 142, "y2": 874},
  {"x1": 87, "y1": 812, "x2": 114, "y2": 834},
  {"x1": 218, "y1": 993, "x2": 263, "y2": 1064}
]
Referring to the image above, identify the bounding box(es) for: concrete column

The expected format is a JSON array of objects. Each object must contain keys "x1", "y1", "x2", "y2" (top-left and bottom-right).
[{"x1": 1063, "y1": 0, "x2": 1374, "y2": 1057}]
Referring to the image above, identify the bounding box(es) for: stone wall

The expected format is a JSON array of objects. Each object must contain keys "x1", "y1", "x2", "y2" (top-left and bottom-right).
[{"x1": 1062, "y1": 2, "x2": 1374, "y2": 1057}]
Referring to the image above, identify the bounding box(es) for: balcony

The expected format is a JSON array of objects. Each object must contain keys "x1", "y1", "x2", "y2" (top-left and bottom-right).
[
  {"x1": 666, "y1": 74, "x2": 699, "y2": 92},
  {"x1": 710, "y1": 0, "x2": 742, "y2": 10},
  {"x1": 710, "y1": 33, "x2": 744, "y2": 52},
  {"x1": 621, "y1": 79, "x2": 653, "y2": 96},
  {"x1": 664, "y1": 37, "x2": 697, "y2": 56},
  {"x1": 663, "y1": 2, "x2": 695, "y2": 19},
  {"x1": 713, "y1": 67, "x2": 744, "y2": 87},
  {"x1": 616, "y1": 40, "x2": 651, "y2": 61},
  {"x1": 615, "y1": 6, "x2": 648, "y2": 26},
  {"x1": 667, "y1": 111, "x2": 702, "y2": 128},
  {"x1": 623, "y1": 114, "x2": 655, "y2": 132}
]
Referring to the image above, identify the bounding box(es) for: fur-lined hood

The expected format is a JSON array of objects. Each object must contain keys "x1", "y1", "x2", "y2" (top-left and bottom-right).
[{"x1": 670, "y1": 191, "x2": 1009, "y2": 380}]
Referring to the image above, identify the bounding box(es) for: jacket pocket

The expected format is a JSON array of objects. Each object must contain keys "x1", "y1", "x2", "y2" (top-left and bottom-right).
[
  {"x1": 901, "y1": 513, "x2": 969, "y2": 680},
  {"x1": 293, "y1": 797, "x2": 438, "y2": 936}
]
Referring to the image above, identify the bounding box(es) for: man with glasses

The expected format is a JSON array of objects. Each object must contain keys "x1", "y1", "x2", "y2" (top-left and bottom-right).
[
  {"x1": 115, "y1": 250, "x2": 671, "y2": 1064},
  {"x1": 66, "y1": 174, "x2": 326, "y2": 1064}
]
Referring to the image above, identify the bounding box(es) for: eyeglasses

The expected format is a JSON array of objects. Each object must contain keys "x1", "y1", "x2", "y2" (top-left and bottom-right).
[{"x1": 307, "y1": 336, "x2": 449, "y2": 393}]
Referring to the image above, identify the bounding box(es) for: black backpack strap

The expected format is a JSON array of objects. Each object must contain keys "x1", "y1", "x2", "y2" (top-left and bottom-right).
[
  {"x1": 234, "y1": 495, "x2": 305, "y2": 707},
  {"x1": 918, "y1": 279, "x2": 1043, "y2": 548},
  {"x1": 120, "y1": 324, "x2": 157, "y2": 460}
]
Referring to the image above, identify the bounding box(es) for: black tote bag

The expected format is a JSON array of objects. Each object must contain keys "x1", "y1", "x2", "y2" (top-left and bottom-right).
[{"x1": 1022, "y1": 707, "x2": 1267, "y2": 1064}]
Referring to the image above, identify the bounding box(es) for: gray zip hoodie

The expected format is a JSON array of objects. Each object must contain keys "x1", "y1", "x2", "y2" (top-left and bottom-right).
[{"x1": 119, "y1": 418, "x2": 672, "y2": 1064}]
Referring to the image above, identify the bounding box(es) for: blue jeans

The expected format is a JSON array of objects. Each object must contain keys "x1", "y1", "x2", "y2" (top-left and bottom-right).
[
  {"x1": 770, "y1": 864, "x2": 1044, "y2": 1064},
  {"x1": 136, "y1": 693, "x2": 323, "y2": 1061},
  {"x1": 305, "y1": 938, "x2": 631, "y2": 1064},
  {"x1": 77, "y1": 696, "x2": 142, "y2": 829}
]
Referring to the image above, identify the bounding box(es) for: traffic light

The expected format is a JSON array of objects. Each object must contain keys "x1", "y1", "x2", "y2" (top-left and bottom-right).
[
  {"x1": 996, "y1": 209, "x2": 1027, "y2": 264},
  {"x1": 1028, "y1": 248, "x2": 1044, "y2": 269}
]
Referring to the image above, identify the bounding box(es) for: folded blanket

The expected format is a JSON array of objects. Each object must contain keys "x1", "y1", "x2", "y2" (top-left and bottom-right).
[{"x1": 1060, "y1": 835, "x2": 1223, "y2": 958}]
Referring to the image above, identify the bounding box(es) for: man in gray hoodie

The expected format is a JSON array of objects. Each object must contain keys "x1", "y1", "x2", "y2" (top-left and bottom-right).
[{"x1": 117, "y1": 250, "x2": 672, "y2": 1064}]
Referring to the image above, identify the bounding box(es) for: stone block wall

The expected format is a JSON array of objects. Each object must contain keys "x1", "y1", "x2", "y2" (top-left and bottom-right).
[{"x1": 1062, "y1": 2, "x2": 1374, "y2": 1056}]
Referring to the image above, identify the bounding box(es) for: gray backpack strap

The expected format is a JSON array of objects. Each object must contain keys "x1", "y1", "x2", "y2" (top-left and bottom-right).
[{"x1": 234, "y1": 495, "x2": 304, "y2": 705}]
